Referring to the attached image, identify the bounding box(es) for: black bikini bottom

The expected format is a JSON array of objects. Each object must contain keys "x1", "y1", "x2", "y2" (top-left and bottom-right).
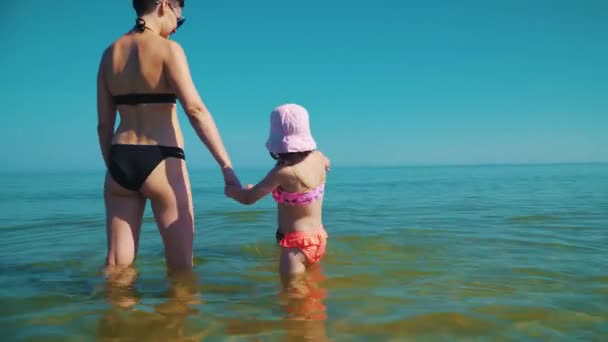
[{"x1": 108, "y1": 144, "x2": 185, "y2": 191}]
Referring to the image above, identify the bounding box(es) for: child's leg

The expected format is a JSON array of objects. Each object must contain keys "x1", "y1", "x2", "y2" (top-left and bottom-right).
[{"x1": 279, "y1": 247, "x2": 307, "y2": 286}]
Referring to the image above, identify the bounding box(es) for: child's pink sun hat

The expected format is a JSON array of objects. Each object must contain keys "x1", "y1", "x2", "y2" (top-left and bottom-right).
[{"x1": 265, "y1": 103, "x2": 317, "y2": 154}]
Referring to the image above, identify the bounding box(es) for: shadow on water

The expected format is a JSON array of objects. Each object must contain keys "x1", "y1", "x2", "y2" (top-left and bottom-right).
[
  {"x1": 280, "y1": 264, "x2": 330, "y2": 341},
  {"x1": 98, "y1": 257, "x2": 331, "y2": 341},
  {"x1": 225, "y1": 263, "x2": 330, "y2": 341},
  {"x1": 98, "y1": 267, "x2": 207, "y2": 341}
]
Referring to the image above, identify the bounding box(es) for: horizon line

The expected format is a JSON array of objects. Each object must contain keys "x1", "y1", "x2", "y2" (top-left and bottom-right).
[{"x1": 2, "y1": 160, "x2": 607, "y2": 173}]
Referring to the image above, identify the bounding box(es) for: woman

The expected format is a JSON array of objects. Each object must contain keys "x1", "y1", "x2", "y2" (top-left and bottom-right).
[{"x1": 96, "y1": 0, "x2": 239, "y2": 274}]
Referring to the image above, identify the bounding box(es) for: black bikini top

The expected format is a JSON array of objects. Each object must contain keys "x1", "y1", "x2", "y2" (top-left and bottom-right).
[
  {"x1": 113, "y1": 18, "x2": 177, "y2": 106},
  {"x1": 114, "y1": 93, "x2": 177, "y2": 105}
]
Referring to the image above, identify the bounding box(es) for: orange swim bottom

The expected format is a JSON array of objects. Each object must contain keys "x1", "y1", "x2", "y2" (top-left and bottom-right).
[{"x1": 278, "y1": 227, "x2": 328, "y2": 264}]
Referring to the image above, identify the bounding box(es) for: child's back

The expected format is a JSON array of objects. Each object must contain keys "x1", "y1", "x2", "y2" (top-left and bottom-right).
[{"x1": 273, "y1": 150, "x2": 330, "y2": 234}]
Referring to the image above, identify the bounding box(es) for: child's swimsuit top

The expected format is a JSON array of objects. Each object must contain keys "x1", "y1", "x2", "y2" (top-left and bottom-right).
[
  {"x1": 272, "y1": 183, "x2": 325, "y2": 206},
  {"x1": 272, "y1": 166, "x2": 325, "y2": 206}
]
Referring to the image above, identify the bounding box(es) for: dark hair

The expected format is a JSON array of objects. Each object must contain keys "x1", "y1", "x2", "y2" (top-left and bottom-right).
[
  {"x1": 270, "y1": 151, "x2": 313, "y2": 166},
  {"x1": 132, "y1": 0, "x2": 185, "y2": 17}
]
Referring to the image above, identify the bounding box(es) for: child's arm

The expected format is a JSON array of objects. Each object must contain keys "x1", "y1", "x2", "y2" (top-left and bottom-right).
[
  {"x1": 226, "y1": 166, "x2": 288, "y2": 205},
  {"x1": 318, "y1": 151, "x2": 331, "y2": 171}
]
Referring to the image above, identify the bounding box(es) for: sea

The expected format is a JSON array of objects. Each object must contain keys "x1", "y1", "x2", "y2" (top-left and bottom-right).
[{"x1": 1, "y1": 163, "x2": 607, "y2": 341}]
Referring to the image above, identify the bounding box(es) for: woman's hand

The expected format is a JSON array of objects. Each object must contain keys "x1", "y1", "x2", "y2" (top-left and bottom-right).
[
  {"x1": 222, "y1": 167, "x2": 240, "y2": 186},
  {"x1": 224, "y1": 183, "x2": 254, "y2": 201},
  {"x1": 224, "y1": 184, "x2": 241, "y2": 199}
]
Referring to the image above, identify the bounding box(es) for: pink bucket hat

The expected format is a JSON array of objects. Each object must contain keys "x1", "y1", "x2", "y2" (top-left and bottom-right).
[{"x1": 265, "y1": 103, "x2": 317, "y2": 154}]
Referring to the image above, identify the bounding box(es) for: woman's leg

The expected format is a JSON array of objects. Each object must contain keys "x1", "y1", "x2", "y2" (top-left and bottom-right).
[
  {"x1": 104, "y1": 173, "x2": 146, "y2": 267},
  {"x1": 141, "y1": 158, "x2": 194, "y2": 274}
]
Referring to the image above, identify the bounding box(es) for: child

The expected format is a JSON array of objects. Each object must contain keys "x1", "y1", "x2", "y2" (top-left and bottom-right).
[{"x1": 226, "y1": 103, "x2": 330, "y2": 279}]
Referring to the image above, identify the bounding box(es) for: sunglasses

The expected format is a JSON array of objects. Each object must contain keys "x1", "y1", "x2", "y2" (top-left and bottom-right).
[{"x1": 167, "y1": 2, "x2": 186, "y2": 30}]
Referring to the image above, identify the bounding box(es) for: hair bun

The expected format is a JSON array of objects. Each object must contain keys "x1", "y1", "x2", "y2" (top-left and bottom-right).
[{"x1": 135, "y1": 17, "x2": 146, "y2": 32}]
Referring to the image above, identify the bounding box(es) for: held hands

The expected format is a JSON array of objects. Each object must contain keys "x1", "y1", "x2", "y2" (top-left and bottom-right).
[
  {"x1": 221, "y1": 166, "x2": 255, "y2": 200},
  {"x1": 221, "y1": 166, "x2": 241, "y2": 187},
  {"x1": 224, "y1": 183, "x2": 253, "y2": 199},
  {"x1": 222, "y1": 166, "x2": 240, "y2": 198},
  {"x1": 224, "y1": 184, "x2": 240, "y2": 198}
]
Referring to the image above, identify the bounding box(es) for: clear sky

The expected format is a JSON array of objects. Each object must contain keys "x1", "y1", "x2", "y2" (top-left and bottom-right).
[{"x1": 1, "y1": 0, "x2": 606, "y2": 171}]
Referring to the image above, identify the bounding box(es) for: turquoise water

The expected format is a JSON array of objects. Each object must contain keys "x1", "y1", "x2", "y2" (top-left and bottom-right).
[{"x1": 1, "y1": 164, "x2": 607, "y2": 341}]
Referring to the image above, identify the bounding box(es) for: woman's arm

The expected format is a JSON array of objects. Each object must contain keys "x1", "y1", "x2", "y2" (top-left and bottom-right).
[
  {"x1": 96, "y1": 49, "x2": 116, "y2": 167},
  {"x1": 164, "y1": 41, "x2": 238, "y2": 184}
]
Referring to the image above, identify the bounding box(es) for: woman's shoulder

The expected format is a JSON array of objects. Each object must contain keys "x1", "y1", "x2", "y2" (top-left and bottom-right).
[
  {"x1": 99, "y1": 35, "x2": 129, "y2": 64},
  {"x1": 103, "y1": 33, "x2": 181, "y2": 55},
  {"x1": 98, "y1": 42, "x2": 115, "y2": 73}
]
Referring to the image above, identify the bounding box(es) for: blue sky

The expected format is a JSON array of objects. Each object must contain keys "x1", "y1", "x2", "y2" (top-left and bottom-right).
[{"x1": 1, "y1": 0, "x2": 606, "y2": 171}]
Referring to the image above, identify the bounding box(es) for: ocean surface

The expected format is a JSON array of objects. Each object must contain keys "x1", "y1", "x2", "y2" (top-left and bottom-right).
[{"x1": 0, "y1": 164, "x2": 607, "y2": 341}]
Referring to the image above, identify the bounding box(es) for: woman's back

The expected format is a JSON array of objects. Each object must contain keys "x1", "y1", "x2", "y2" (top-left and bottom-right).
[{"x1": 100, "y1": 31, "x2": 184, "y2": 147}]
